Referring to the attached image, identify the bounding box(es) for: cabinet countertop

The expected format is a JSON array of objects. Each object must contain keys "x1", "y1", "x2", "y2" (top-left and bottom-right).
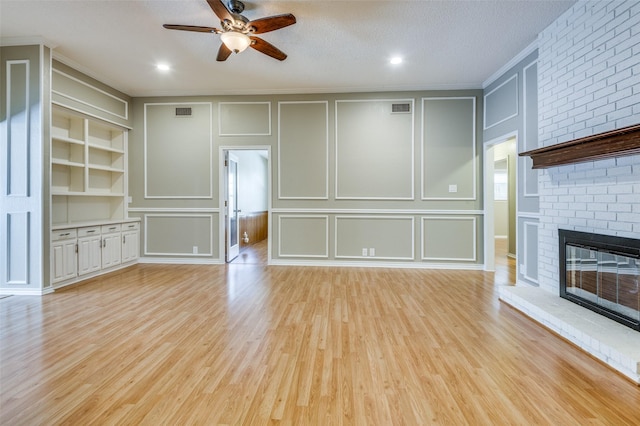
[{"x1": 52, "y1": 218, "x2": 140, "y2": 231}]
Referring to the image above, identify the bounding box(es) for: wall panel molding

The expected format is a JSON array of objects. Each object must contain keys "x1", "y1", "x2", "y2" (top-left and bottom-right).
[
  {"x1": 219, "y1": 101, "x2": 271, "y2": 136},
  {"x1": 422, "y1": 97, "x2": 477, "y2": 200},
  {"x1": 335, "y1": 99, "x2": 414, "y2": 200},
  {"x1": 278, "y1": 215, "x2": 329, "y2": 258},
  {"x1": 522, "y1": 220, "x2": 539, "y2": 284},
  {"x1": 143, "y1": 214, "x2": 214, "y2": 257},
  {"x1": 143, "y1": 102, "x2": 213, "y2": 199},
  {"x1": 6, "y1": 60, "x2": 30, "y2": 197},
  {"x1": 483, "y1": 74, "x2": 518, "y2": 129},
  {"x1": 272, "y1": 208, "x2": 484, "y2": 215},
  {"x1": 335, "y1": 215, "x2": 414, "y2": 260},
  {"x1": 278, "y1": 101, "x2": 329, "y2": 199},
  {"x1": 422, "y1": 217, "x2": 477, "y2": 261},
  {"x1": 523, "y1": 60, "x2": 539, "y2": 197}
]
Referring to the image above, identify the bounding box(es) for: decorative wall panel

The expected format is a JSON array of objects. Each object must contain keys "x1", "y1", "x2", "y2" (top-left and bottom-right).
[
  {"x1": 335, "y1": 216, "x2": 414, "y2": 260},
  {"x1": 422, "y1": 217, "x2": 476, "y2": 261},
  {"x1": 484, "y1": 74, "x2": 518, "y2": 129},
  {"x1": 144, "y1": 214, "x2": 214, "y2": 256},
  {"x1": 144, "y1": 103, "x2": 213, "y2": 199},
  {"x1": 278, "y1": 101, "x2": 328, "y2": 199},
  {"x1": 278, "y1": 215, "x2": 328, "y2": 258},
  {"x1": 422, "y1": 97, "x2": 476, "y2": 200},
  {"x1": 219, "y1": 102, "x2": 271, "y2": 136},
  {"x1": 335, "y1": 100, "x2": 414, "y2": 199}
]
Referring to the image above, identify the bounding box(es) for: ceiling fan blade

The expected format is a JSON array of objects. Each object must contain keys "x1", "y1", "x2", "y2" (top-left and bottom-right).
[
  {"x1": 163, "y1": 24, "x2": 221, "y2": 33},
  {"x1": 248, "y1": 14, "x2": 296, "y2": 34},
  {"x1": 249, "y1": 36, "x2": 287, "y2": 61},
  {"x1": 217, "y1": 43, "x2": 232, "y2": 61},
  {"x1": 207, "y1": 0, "x2": 233, "y2": 22}
]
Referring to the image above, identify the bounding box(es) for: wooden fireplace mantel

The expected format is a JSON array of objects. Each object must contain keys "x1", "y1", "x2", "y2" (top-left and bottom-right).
[{"x1": 519, "y1": 123, "x2": 640, "y2": 169}]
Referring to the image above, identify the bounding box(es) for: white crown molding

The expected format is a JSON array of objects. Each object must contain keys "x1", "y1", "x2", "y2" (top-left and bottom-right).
[
  {"x1": 0, "y1": 36, "x2": 58, "y2": 49},
  {"x1": 482, "y1": 39, "x2": 538, "y2": 89}
]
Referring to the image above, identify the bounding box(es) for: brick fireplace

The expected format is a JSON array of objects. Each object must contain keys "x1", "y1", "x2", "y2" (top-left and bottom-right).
[{"x1": 500, "y1": 0, "x2": 640, "y2": 384}]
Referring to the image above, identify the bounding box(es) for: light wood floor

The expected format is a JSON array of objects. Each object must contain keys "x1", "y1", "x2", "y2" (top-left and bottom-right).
[{"x1": 2, "y1": 245, "x2": 639, "y2": 425}]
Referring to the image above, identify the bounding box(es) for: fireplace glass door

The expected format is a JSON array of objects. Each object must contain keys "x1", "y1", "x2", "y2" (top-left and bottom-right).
[{"x1": 565, "y1": 244, "x2": 640, "y2": 324}]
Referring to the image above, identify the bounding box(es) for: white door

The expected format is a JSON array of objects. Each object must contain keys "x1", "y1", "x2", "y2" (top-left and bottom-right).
[
  {"x1": 121, "y1": 230, "x2": 139, "y2": 263},
  {"x1": 102, "y1": 233, "x2": 122, "y2": 269},
  {"x1": 78, "y1": 236, "x2": 102, "y2": 275},
  {"x1": 225, "y1": 152, "x2": 240, "y2": 262},
  {"x1": 51, "y1": 240, "x2": 77, "y2": 283}
]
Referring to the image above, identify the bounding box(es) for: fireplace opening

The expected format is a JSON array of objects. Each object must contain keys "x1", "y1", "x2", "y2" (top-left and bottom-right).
[{"x1": 559, "y1": 229, "x2": 640, "y2": 331}]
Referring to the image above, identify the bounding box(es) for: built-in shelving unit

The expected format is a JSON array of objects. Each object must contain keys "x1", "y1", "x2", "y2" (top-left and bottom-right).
[
  {"x1": 51, "y1": 106, "x2": 127, "y2": 226},
  {"x1": 50, "y1": 105, "x2": 138, "y2": 288}
]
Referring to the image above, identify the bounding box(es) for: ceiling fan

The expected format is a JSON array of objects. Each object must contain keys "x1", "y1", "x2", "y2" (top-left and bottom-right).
[{"x1": 163, "y1": 0, "x2": 296, "y2": 61}]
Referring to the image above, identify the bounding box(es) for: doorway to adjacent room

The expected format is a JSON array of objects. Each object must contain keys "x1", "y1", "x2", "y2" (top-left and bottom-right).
[{"x1": 221, "y1": 147, "x2": 270, "y2": 265}]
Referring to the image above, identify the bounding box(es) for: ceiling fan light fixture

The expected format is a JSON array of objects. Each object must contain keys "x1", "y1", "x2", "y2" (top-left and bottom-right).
[{"x1": 220, "y1": 31, "x2": 251, "y2": 53}]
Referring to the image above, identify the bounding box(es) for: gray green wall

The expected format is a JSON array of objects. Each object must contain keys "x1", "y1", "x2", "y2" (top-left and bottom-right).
[
  {"x1": 483, "y1": 49, "x2": 540, "y2": 284},
  {"x1": 129, "y1": 91, "x2": 484, "y2": 267}
]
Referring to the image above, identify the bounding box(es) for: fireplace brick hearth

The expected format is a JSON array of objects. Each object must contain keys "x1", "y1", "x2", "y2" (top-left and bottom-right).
[{"x1": 499, "y1": 285, "x2": 640, "y2": 384}]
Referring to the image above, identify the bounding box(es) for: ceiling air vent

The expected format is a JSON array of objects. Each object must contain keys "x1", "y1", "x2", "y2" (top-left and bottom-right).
[
  {"x1": 175, "y1": 107, "x2": 192, "y2": 117},
  {"x1": 391, "y1": 103, "x2": 411, "y2": 113}
]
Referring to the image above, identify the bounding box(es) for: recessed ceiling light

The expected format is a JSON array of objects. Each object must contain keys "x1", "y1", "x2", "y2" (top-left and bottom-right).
[
  {"x1": 156, "y1": 63, "x2": 171, "y2": 72},
  {"x1": 390, "y1": 57, "x2": 403, "y2": 65}
]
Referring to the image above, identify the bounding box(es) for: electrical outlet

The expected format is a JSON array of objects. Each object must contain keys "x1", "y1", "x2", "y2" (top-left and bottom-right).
[
  {"x1": 448, "y1": 184, "x2": 458, "y2": 193},
  {"x1": 362, "y1": 248, "x2": 368, "y2": 256},
  {"x1": 369, "y1": 248, "x2": 375, "y2": 256},
  {"x1": 193, "y1": 246, "x2": 198, "y2": 254}
]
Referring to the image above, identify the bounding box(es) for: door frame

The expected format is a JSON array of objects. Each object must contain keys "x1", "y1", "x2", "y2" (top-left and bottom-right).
[
  {"x1": 483, "y1": 131, "x2": 518, "y2": 272},
  {"x1": 225, "y1": 151, "x2": 240, "y2": 262},
  {"x1": 219, "y1": 146, "x2": 272, "y2": 263}
]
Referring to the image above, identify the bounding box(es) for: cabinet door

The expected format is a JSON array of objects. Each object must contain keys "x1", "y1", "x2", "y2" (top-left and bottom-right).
[
  {"x1": 52, "y1": 240, "x2": 77, "y2": 283},
  {"x1": 102, "y1": 233, "x2": 122, "y2": 268},
  {"x1": 121, "y1": 230, "x2": 139, "y2": 263},
  {"x1": 78, "y1": 236, "x2": 102, "y2": 275}
]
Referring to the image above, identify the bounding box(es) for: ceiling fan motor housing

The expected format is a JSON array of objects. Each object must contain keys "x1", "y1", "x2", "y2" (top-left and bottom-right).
[{"x1": 228, "y1": 0, "x2": 245, "y2": 14}]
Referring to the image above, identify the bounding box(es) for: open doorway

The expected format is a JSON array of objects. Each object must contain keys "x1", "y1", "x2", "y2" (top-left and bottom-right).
[
  {"x1": 483, "y1": 134, "x2": 516, "y2": 273},
  {"x1": 221, "y1": 147, "x2": 270, "y2": 265}
]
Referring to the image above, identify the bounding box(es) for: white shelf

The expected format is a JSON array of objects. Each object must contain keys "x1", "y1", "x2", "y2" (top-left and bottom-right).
[
  {"x1": 52, "y1": 135, "x2": 85, "y2": 146},
  {"x1": 52, "y1": 191, "x2": 125, "y2": 197},
  {"x1": 51, "y1": 105, "x2": 128, "y2": 226},
  {"x1": 51, "y1": 159, "x2": 84, "y2": 168},
  {"x1": 87, "y1": 143, "x2": 124, "y2": 154},
  {"x1": 88, "y1": 164, "x2": 125, "y2": 173}
]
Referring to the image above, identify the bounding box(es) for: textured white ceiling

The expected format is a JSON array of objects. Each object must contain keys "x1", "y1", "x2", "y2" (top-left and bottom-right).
[{"x1": 0, "y1": 0, "x2": 575, "y2": 97}]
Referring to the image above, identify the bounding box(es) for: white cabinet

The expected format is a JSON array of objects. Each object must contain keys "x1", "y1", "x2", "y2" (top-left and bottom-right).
[
  {"x1": 51, "y1": 229, "x2": 77, "y2": 283},
  {"x1": 78, "y1": 227, "x2": 102, "y2": 276},
  {"x1": 101, "y1": 224, "x2": 122, "y2": 269},
  {"x1": 121, "y1": 222, "x2": 140, "y2": 264},
  {"x1": 51, "y1": 220, "x2": 139, "y2": 287}
]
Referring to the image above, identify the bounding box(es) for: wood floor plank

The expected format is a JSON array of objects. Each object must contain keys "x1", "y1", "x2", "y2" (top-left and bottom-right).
[{"x1": 2, "y1": 248, "x2": 640, "y2": 425}]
